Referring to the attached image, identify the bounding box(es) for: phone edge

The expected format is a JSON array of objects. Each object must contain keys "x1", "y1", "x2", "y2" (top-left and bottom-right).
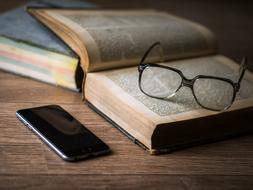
[{"x1": 16, "y1": 111, "x2": 75, "y2": 161}]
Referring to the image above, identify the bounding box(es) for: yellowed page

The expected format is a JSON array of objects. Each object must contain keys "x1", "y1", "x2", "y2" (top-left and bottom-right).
[
  {"x1": 85, "y1": 55, "x2": 253, "y2": 149},
  {"x1": 30, "y1": 9, "x2": 217, "y2": 72},
  {"x1": 95, "y1": 55, "x2": 253, "y2": 122}
]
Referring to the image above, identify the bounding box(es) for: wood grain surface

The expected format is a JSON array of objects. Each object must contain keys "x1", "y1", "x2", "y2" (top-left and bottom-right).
[{"x1": 1, "y1": 1, "x2": 253, "y2": 189}]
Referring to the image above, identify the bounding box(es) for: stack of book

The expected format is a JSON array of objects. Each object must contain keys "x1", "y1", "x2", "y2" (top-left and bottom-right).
[
  {"x1": 1, "y1": 1, "x2": 253, "y2": 154},
  {"x1": 0, "y1": 0, "x2": 94, "y2": 91}
]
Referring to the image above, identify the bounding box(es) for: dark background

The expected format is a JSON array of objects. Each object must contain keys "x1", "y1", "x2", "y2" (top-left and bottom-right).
[{"x1": 1, "y1": 0, "x2": 253, "y2": 71}]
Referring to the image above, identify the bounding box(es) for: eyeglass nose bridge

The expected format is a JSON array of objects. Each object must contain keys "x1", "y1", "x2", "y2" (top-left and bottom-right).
[{"x1": 181, "y1": 77, "x2": 194, "y2": 89}]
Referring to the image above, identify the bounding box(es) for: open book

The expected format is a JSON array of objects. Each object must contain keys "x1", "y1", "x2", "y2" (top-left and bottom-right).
[{"x1": 30, "y1": 9, "x2": 253, "y2": 154}]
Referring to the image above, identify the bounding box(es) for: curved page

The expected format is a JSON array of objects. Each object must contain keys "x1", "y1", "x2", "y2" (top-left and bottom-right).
[{"x1": 30, "y1": 9, "x2": 217, "y2": 72}]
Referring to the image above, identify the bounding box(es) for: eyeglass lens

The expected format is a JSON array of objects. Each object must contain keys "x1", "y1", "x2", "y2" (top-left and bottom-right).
[
  {"x1": 193, "y1": 78, "x2": 234, "y2": 110},
  {"x1": 140, "y1": 66, "x2": 182, "y2": 98}
]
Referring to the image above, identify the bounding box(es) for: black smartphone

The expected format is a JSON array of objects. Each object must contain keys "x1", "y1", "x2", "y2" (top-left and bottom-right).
[{"x1": 16, "y1": 105, "x2": 110, "y2": 161}]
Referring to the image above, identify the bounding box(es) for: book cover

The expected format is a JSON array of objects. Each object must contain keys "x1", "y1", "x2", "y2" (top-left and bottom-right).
[{"x1": 0, "y1": 0, "x2": 95, "y2": 90}]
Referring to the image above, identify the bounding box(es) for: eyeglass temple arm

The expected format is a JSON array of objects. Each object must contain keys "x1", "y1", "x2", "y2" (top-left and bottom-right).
[
  {"x1": 237, "y1": 56, "x2": 247, "y2": 85},
  {"x1": 139, "y1": 42, "x2": 164, "y2": 65}
]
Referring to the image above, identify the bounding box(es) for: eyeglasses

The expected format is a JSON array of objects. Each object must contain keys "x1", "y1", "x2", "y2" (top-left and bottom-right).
[{"x1": 138, "y1": 42, "x2": 247, "y2": 111}]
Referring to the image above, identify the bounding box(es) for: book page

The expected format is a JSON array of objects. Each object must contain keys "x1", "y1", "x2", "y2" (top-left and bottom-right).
[
  {"x1": 102, "y1": 55, "x2": 253, "y2": 117},
  {"x1": 31, "y1": 9, "x2": 217, "y2": 72}
]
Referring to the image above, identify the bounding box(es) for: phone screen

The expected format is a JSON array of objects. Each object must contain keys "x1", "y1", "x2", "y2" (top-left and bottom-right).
[{"x1": 16, "y1": 105, "x2": 110, "y2": 161}]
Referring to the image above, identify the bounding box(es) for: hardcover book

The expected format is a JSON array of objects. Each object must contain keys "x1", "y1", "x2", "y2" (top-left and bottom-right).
[
  {"x1": 30, "y1": 9, "x2": 253, "y2": 154},
  {"x1": 0, "y1": 0, "x2": 94, "y2": 91}
]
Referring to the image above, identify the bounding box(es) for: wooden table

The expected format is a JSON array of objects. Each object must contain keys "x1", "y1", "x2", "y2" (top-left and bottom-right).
[{"x1": 1, "y1": 1, "x2": 253, "y2": 189}]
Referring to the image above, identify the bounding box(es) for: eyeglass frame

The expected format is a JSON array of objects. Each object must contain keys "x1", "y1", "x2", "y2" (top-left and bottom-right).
[{"x1": 138, "y1": 42, "x2": 247, "y2": 111}]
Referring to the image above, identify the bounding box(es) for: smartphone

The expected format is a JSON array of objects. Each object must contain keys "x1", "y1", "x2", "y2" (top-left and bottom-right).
[{"x1": 16, "y1": 105, "x2": 110, "y2": 161}]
